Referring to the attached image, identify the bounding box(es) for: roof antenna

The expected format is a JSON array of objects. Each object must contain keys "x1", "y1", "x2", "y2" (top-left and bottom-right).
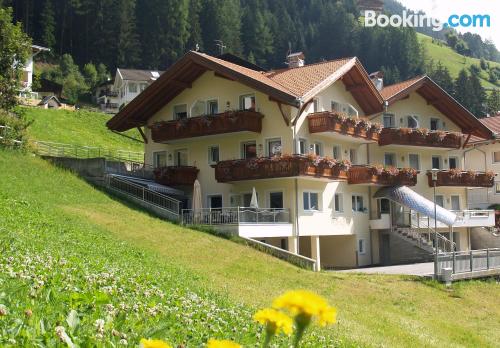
[{"x1": 214, "y1": 40, "x2": 226, "y2": 55}]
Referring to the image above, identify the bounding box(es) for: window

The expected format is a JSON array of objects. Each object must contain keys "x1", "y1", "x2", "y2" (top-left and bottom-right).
[
  {"x1": 269, "y1": 192, "x2": 284, "y2": 209},
  {"x1": 239, "y1": 94, "x2": 255, "y2": 111},
  {"x1": 140, "y1": 83, "x2": 148, "y2": 92},
  {"x1": 207, "y1": 99, "x2": 218, "y2": 115},
  {"x1": 347, "y1": 104, "x2": 358, "y2": 117},
  {"x1": 243, "y1": 193, "x2": 255, "y2": 207},
  {"x1": 242, "y1": 141, "x2": 257, "y2": 159},
  {"x1": 298, "y1": 138, "x2": 307, "y2": 155},
  {"x1": 207, "y1": 195, "x2": 223, "y2": 209},
  {"x1": 352, "y1": 195, "x2": 365, "y2": 212},
  {"x1": 407, "y1": 115, "x2": 419, "y2": 129},
  {"x1": 313, "y1": 98, "x2": 320, "y2": 112},
  {"x1": 331, "y1": 101, "x2": 357, "y2": 117},
  {"x1": 383, "y1": 113, "x2": 395, "y2": 128},
  {"x1": 451, "y1": 195, "x2": 460, "y2": 211},
  {"x1": 267, "y1": 138, "x2": 282, "y2": 157},
  {"x1": 496, "y1": 183, "x2": 500, "y2": 194},
  {"x1": 331, "y1": 101, "x2": 341, "y2": 113},
  {"x1": 173, "y1": 104, "x2": 187, "y2": 120},
  {"x1": 303, "y1": 192, "x2": 319, "y2": 211},
  {"x1": 493, "y1": 151, "x2": 500, "y2": 163},
  {"x1": 435, "y1": 195, "x2": 444, "y2": 208},
  {"x1": 379, "y1": 198, "x2": 390, "y2": 214},
  {"x1": 349, "y1": 149, "x2": 357, "y2": 164},
  {"x1": 332, "y1": 145, "x2": 341, "y2": 160},
  {"x1": 358, "y1": 239, "x2": 366, "y2": 255},
  {"x1": 430, "y1": 118, "x2": 441, "y2": 130},
  {"x1": 449, "y1": 156, "x2": 458, "y2": 169},
  {"x1": 128, "y1": 83, "x2": 137, "y2": 93},
  {"x1": 431, "y1": 156, "x2": 441, "y2": 170},
  {"x1": 384, "y1": 153, "x2": 396, "y2": 167},
  {"x1": 208, "y1": 146, "x2": 219, "y2": 164},
  {"x1": 409, "y1": 154, "x2": 420, "y2": 170},
  {"x1": 334, "y1": 193, "x2": 343, "y2": 213},
  {"x1": 310, "y1": 142, "x2": 322, "y2": 156},
  {"x1": 191, "y1": 100, "x2": 206, "y2": 117},
  {"x1": 174, "y1": 149, "x2": 188, "y2": 166},
  {"x1": 153, "y1": 151, "x2": 167, "y2": 168}
]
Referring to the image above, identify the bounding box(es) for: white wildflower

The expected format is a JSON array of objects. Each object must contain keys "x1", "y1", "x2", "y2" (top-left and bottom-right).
[{"x1": 55, "y1": 326, "x2": 74, "y2": 348}]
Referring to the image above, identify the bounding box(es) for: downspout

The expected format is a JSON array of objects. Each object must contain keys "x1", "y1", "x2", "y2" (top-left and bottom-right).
[{"x1": 293, "y1": 98, "x2": 303, "y2": 254}]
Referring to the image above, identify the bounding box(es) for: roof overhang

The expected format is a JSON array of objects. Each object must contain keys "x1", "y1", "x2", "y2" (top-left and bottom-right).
[
  {"x1": 384, "y1": 76, "x2": 493, "y2": 139},
  {"x1": 301, "y1": 58, "x2": 384, "y2": 116},
  {"x1": 107, "y1": 51, "x2": 298, "y2": 132}
]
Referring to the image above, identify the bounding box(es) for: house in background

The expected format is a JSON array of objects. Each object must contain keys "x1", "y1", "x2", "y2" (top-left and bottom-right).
[
  {"x1": 19, "y1": 45, "x2": 50, "y2": 99},
  {"x1": 38, "y1": 95, "x2": 62, "y2": 109},
  {"x1": 107, "y1": 51, "x2": 496, "y2": 271}
]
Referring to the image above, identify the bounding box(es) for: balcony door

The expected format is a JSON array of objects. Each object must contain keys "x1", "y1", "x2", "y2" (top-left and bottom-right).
[
  {"x1": 267, "y1": 138, "x2": 282, "y2": 157},
  {"x1": 207, "y1": 195, "x2": 223, "y2": 209},
  {"x1": 242, "y1": 141, "x2": 257, "y2": 159},
  {"x1": 174, "y1": 149, "x2": 188, "y2": 166},
  {"x1": 269, "y1": 192, "x2": 284, "y2": 209},
  {"x1": 451, "y1": 195, "x2": 460, "y2": 211}
]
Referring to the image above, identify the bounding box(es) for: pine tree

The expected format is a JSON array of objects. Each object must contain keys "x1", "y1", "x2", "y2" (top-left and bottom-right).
[
  {"x1": 454, "y1": 69, "x2": 471, "y2": 108},
  {"x1": 186, "y1": 0, "x2": 203, "y2": 51},
  {"x1": 38, "y1": 0, "x2": 56, "y2": 50},
  {"x1": 487, "y1": 90, "x2": 500, "y2": 115},
  {"x1": 468, "y1": 73, "x2": 487, "y2": 116},
  {"x1": 241, "y1": 2, "x2": 273, "y2": 67},
  {"x1": 429, "y1": 62, "x2": 454, "y2": 95},
  {"x1": 115, "y1": 0, "x2": 140, "y2": 68}
]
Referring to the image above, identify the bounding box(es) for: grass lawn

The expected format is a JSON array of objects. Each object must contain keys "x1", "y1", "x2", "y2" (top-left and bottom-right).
[
  {"x1": 418, "y1": 33, "x2": 500, "y2": 89},
  {"x1": 1, "y1": 149, "x2": 500, "y2": 347},
  {"x1": 21, "y1": 107, "x2": 144, "y2": 152}
]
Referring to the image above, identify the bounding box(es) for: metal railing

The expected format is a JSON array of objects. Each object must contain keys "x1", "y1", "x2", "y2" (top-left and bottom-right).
[
  {"x1": 34, "y1": 141, "x2": 144, "y2": 163},
  {"x1": 437, "y1": 248, "x2": 500, "y2": 275},
  {"x1": 106, "y1": 175, "x2": 180, "y2": 217},
  {"x1": 182, "y1": 207, "x2": 290, "y2": 225},
  {"x1": 105, "y1": 160, "x2": 154, "y2": 180}
]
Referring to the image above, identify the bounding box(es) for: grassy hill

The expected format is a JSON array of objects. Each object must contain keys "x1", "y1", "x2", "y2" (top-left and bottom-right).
[
  {"x1": 21, "y1": 107, "x2": 144, "y2": 152},
  {"x1": 1, "y1": 148, "x2": 499, "y2": 347},
  {"x1": 418, "y1": 33, "x2": 500, "y2": 89}
]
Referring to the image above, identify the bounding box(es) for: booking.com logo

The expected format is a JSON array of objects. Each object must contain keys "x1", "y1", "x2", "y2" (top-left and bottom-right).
[{"x1": 364, "y1": 10, "x2": 491, "y2": 31}]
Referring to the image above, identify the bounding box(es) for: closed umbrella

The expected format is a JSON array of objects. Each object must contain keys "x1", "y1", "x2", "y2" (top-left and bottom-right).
[
  {"x1": 192, "y1": 179, "x2": 203, "y2": 223},
  {"x1": 250, "y1": 187, "x2": 259, "y2": 209}
]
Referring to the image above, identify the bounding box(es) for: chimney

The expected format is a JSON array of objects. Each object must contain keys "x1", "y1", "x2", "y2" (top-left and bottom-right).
[
  {"x1": 286, "y1": 52, "x2": 305, "y2": 68},
  {"x1": 369, "y1": 71, "x2": 384, "y2": 91}
]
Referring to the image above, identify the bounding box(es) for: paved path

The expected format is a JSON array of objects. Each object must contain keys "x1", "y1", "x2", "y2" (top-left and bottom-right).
[{"x1": 337, "y1": 262, "x2": 434, "y2": 276}]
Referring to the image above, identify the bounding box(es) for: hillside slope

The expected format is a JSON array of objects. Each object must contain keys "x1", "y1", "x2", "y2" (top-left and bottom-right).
[
  {"x1": 22, "y1": 107, "x2": 143, "y2": 151},
  {"x1": 418, "y1": 33, "x2": 500, "y2": 89},
  {"x1": 1, "y1": 149, "x2": 499, "y2": 347}
]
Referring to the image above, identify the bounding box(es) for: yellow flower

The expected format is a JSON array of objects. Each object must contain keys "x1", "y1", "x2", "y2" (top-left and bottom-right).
[
  {"x1": 140, "y1": 338, "x2": 172, "y2": 348},
  {"x1": 254, "y1": 308, "x2": 294, "y2": 335},
  {"x1": 272, "y1": 290, "x2": 337, "y2": 327},
  {"x1": 206, "y1": 338, "x2": 242, "y2": 348}
]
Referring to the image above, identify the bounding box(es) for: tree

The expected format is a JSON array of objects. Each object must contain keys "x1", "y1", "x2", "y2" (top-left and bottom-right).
[
  {"x1": 38, "y1": 0, "x2": 55, "y2": 50},
  {"x1": 0, "y1": 7, "x2": 31, "y2": 110},
  {"x1": 83, "y1": 62, "x2": 98, "y2": 90},
  {"x1": 429, "y1": 62, "x2": 454, "y2": 95},
  {"x1": 454, "y1": 69, "x2": 471, "y2": 109},
  {"x1": 96, "y1": 63, "x2": 109, "y2": 84},
  {"x1": 468, "y1": 73, "x2": 487, "y2": 116},
  {"x1": 487, "y1": 90, "x2": 500, "y2": 115},
  {"x1": 115, "y1": 0, "x2": 140, "y2": 68}
]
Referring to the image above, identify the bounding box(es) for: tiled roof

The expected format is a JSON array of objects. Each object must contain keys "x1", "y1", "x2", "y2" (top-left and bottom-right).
[
  {"x1": 264, "y1": 58, "x2": 353, "y2": 97},
  {"x1": 480, "y1": 114, "x2": 500, "y2": 134},
  {"x1": 118, "y1": 68, "x2": 164, "y2": 81},
  {"x1": 380, "y1": 76, "x2": 425, "y2": 100}
]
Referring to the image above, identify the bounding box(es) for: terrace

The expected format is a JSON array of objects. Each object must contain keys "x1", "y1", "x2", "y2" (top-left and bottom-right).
[
  {"x1": 150, "y1": 110, "x2": 264, "y2": 143},
  {"x1": 426, "y1": 170, "x2": 495, "y2": 188},
  {"x1": 214, "y1": 155, "x2": 350, "y2": 183},
  {"x1": 348, "y1": 165, "x2": 418, "y2": 186},
  {"x1": 378, "y1": 128, "x2": 462, "y2": 149},
  {"x1": 153, "y1": 166, "x2": 199, "y2": 186},
  {"x1": 308, "y1": 111, "x2": 381, "y2": 143}
]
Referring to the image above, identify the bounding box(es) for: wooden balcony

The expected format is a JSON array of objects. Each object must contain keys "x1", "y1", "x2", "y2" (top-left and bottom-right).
[
  {"x1": 378, "y1": 128, "x2": 462, "y2": 148},
  {"x1": 348, "y1": 165, "x2": 418, "y2": 186},
  {"x1": 308, "y1": 111, "x2": 381, "y2": 142},
  {"x1": 427, "y1": 170, "x2": 495, "y2": 187},
  {"x1": 214, "y1": 155, "x2": 350, "y2": 183},
  {"x1": 150, "y1": 110, "x2": 263, "y2": 143},
  {"x1": 153, "y1": 166, "x2": 199, "y2": 186}
]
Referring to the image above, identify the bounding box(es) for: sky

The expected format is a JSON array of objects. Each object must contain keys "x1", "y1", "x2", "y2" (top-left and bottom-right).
[{"x1": 397, "y1": 0, "x2": 500, "y2": 47}]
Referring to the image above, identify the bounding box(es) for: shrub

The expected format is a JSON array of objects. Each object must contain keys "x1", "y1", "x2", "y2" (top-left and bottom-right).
[{"x1": 0, "y1": 108, "x2": 31, "y2": 148}]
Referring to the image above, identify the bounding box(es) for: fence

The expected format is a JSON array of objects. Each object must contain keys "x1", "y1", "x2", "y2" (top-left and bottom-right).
[
  {"x1": 437, "y1": 248, "x2": 500, "y2": 275},
  {"x1": 181, "y1": 207, "x2": 290, "y2": 225},
  {"x1": 106, "y1": 175, "x2": 180, "y2": 219},
  {"x1": 34, "y1": 141, "x2": 144, "y2": 163}
]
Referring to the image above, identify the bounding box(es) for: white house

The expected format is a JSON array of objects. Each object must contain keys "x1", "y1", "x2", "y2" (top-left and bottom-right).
[{"x1": 18, "y1": 45, "x2": 50, "y2": 99}]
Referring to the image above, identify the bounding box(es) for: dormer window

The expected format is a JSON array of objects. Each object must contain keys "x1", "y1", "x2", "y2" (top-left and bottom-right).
[{"x1": 239, "y1": 94, "x2": 255, "y2": 111}]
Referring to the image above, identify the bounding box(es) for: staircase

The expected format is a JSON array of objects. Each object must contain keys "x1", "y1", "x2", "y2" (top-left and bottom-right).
[{"x1": 392, "y1": 226, "x2": 455, "y2": 253}]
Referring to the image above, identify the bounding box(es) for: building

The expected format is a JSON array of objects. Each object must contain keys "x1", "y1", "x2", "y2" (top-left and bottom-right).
[
  {"x1": 97, "y1": 68, "x2": 163, "y2": 113},
  {"x1": 38, "y1": 95, "x2": 62, "y2": 109},
  {"x1": 107, "y1": 51, "x2": 496, "y2": 270},
  {"x1": 465, "y1": 114, "x2": 500, "y2": 209},
  {"x1": 18, "y1": 45, "x2": 50, "y2": 99}
]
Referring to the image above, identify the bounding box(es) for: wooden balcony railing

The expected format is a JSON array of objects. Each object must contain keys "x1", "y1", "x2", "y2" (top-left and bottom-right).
[
  {"x1": 153, "y1": 166, "x2": 199, "y2": 186},
  {"x1": 214, "y1": 155, "x2": 350, "y2": 183},
  {"x1": 427, "y1": 170, "x2": 495, "y2": 187},
  {"x1": 378, "y1": 128, "x2": 462, "y2": 148},
  {"x1": 348, "y1": 165, "x2": 418, "y2": 186},
  {"x1": 150, "y1": 110, "x2": 264, "y2": 142},
  {"x1": 308, "y1": 111, "x2": 381, "y2": 141}
]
